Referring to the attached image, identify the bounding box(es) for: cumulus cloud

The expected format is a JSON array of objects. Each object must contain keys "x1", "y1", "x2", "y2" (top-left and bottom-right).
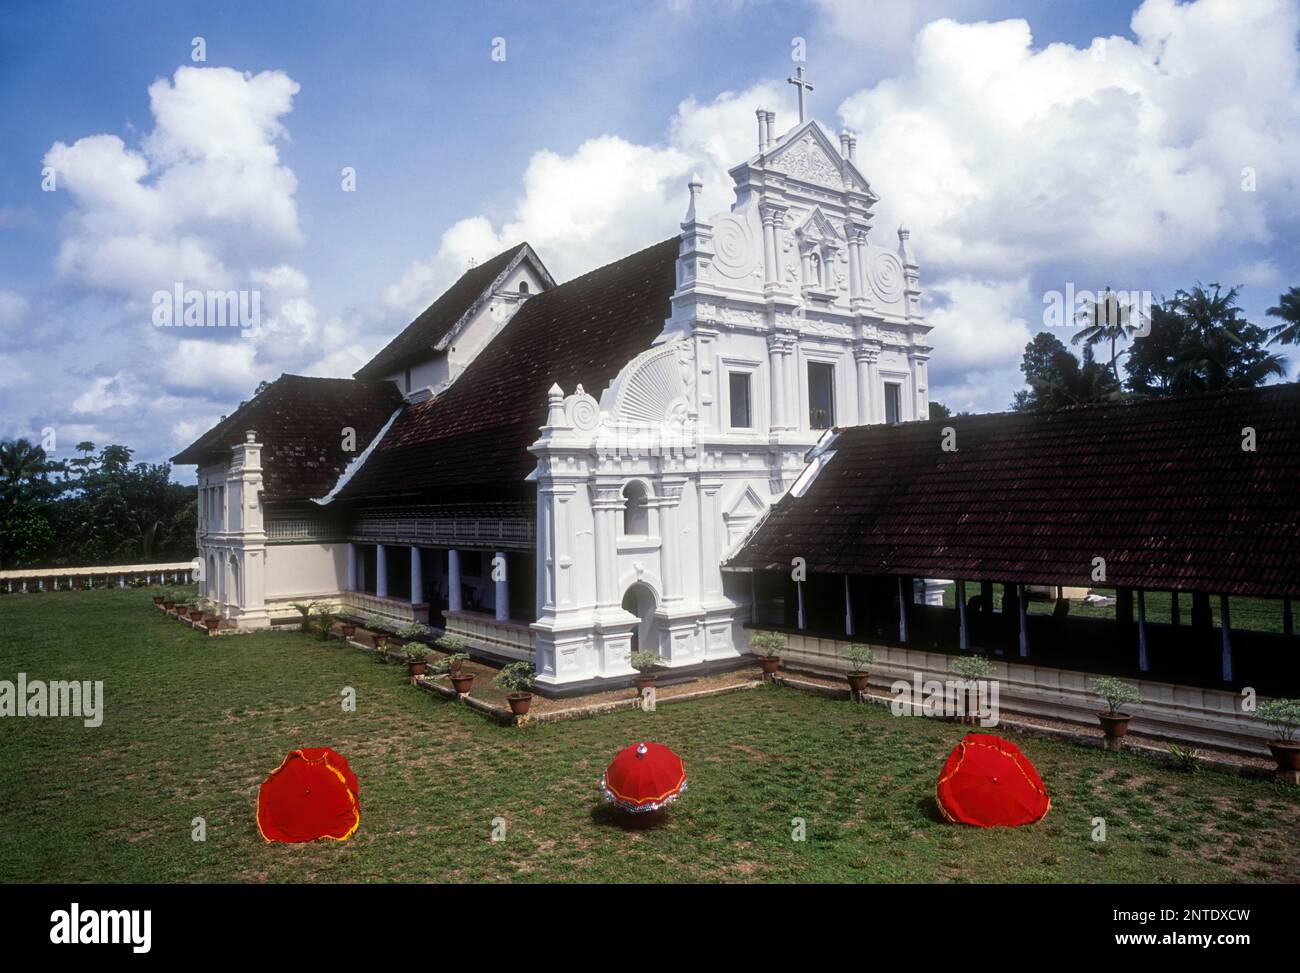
[{"x1": 0, "y1": 290, "x2": 30, "y2": 330}]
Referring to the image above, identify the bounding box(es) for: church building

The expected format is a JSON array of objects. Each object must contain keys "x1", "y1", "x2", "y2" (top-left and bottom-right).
[{"x1": 172, "y1": 87, "x2": 934, "y2": 689}]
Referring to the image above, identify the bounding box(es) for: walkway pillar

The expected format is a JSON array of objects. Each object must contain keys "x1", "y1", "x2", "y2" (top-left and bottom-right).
[
  {"x1": 844, "y1": 575, "x2": 854, "y2": 636},
  {"x1": 494, "y1": 551, "x2": 509, "y2": 622},
  {"x1": 375, "y1": 544, "x2": 388, "y2": 599},
  {"x1": 1017, "y1": 584, "x2": 1029, "y2": 657},
  {"x1": 346, "y1": 543, "x2": 357, "y2": 592},
  {"x1": 1137, "y1": 589, "x2": 1149, "y2": 672},
  {"x1": 796, "y1": 580, "x2": 806, "y2": 630},
  {"x1": 1220, "y1": 595, "x2": 1234, "y2": 682},
  {"x1": 897, "y1": 576, "x2": 909, "y2": 643},
  {"x1": 447, "y1": 549, "x2": 462, "y2": 613},
  {"x1": 410, "y1": 546, "x2": 423, "y2": 605},
  {"x1": 957, "y1": 579, "x2": 969, "y2": 651}
]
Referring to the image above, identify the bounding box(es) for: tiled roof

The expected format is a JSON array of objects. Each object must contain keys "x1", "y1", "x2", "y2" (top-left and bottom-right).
[
  {"x1": 354, "y1": 243, "x2": 536, "y2": 380},
  {"x1": 338, "y1": 236, "x2": 680, "y2": 498},
  {"x1": 171, "y1": 374, "x2": 404, "y2": 500},
  {"x1": 727, "y1": 384, "x2": 1300, "y2": 598}
]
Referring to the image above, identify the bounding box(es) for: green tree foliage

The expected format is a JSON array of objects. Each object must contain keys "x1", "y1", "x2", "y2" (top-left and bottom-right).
[
  {"x1": 0, "y1": 439, "x2": 196, "y2": 569},
  {"x1": 1012, "y1": 332, "x2": 1120, "y2": 412},
  {"x1": 1265, "y1": 285, "x2": 1300, "y2": 348}
]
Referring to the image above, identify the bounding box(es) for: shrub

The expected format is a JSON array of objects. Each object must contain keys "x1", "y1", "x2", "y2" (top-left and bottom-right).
[
  {"x1": 493, "y1": 661, "x2": 536, "y2": 694},
  {"x1": 403, "y1": 645, "x2": 431, "y2": 663},
  {"x1": 437, "y1": 634, "x2": 470, "y2": 652},
  {"x1": 1167, "y1": 743, "x2": 1200, "y2": 773},
  {"x1": 841, "y1": 643, "x2": 875, "y2": 672},
  {"x1": 291, "y1": 601, "x2": 321, "y2": 634},
  {"x1": 630, "y1": 651, "x2": 661, "y2": 674},
  {"x1": 949, "y1": 655, "x2": 995, "y2": 681},
  {"x1": 1256, "y1": 698, "x2": 1300, "y2": 743},
  {"x1": 748, "y1": 630, "x2": 786, "y2": 658},
  {"x1": 310, "y1": 610, "x2": 337, "y2": 641},
  {"x1": 397, "y1": 622, "x2": 433, "y2": 641},
  {"x1": 1092, "y1": 677, "x2": 1141, "y2": 716}
]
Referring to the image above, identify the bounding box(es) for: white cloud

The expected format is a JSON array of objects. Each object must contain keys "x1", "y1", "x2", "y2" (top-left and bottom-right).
[
  {"x1": 72, "y1": 373, "x2": 139, "y2": 413},
  {"x1": 926, "y1": 277, "x2": 1035, "y2": 373},
  {"x1": 0, "y1": 290, "x2": 29, "y2": 330}
]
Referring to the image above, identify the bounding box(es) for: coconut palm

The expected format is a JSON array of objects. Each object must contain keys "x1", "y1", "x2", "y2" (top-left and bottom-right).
[
  {"x1": 1072, "y1": 287, "x2": 1141, "y2": 384},
  {"x1": 1265, "y1": 286, "x2": 1300, "y2": 347},
  {"x1": 0, "y1": 438, "x2": 48, "y2": 501},
  {"x1": 1168, "y1": 284, "x2": 1287, "y2": 392}
]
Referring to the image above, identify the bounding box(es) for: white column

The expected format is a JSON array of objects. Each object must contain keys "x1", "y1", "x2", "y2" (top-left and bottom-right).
[
  {"x1": 844, "y1": 575, "x2": 854, "y2": 636},
  {"x1": 785, "y1": 343, "x2": 799, "y2": 431},
  {"x1": 658, "y1": 486, "x2": 683, "y2": 602},
  {"x1": 897, "y1": 576, "x2": 909, "y2": 643},
  {"x1": 760, "y1": 205, "x2": 779, "y2": 291},
  {"x1": 346, "y1": 543, "x2": 357, "y2": 592},
  {"x1": 410, "y1": 545, "x2": 423, "y2": 605},
  {"x1": 847, "y1": 234, "x2": 861, "y2": 303},
  {"x1": 1220, "y1": 595, "x2": 1233, "y2": 681},
  {"x1": 1018, "y1": 584, "x2": 1029, "y2": 657},
  {"x1": 767, "y1": 335, "x2": 785, "y2": 431},
  {"x1": 698, "y1": 482, "x2": 723, "y2": 599},
  {"x1": 590, "y1": 483, "x2": 621, "y2": 609},
  {"x1": 957, "y1": 579, "x2": 969, "y2": 651},
  {"x1": 356, "y1": 547, "x2": 366, "y2": 593},
  {"x1": 1137, "y1": 589, "x2": 1149, "y2": 672},
  {"x1": 375, "y1": 543, "x2": 388, "y2": 599},
  {"x1": 494, "y1": 550, "x2": 509, "y2": 621},
  {"x1": 448, "y1": 549, "x2": 462, "y2": 613},
  {"x1": 796, "y1": 580, "x2": 806, "y2": 630}
]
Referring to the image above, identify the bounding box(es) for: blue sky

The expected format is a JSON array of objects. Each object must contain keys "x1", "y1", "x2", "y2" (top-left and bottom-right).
[{"x1": 2, "y1": 0, "x2": 1298, "y2": 479}]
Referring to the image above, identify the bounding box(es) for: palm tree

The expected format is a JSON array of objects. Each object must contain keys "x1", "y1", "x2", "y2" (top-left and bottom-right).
[
  {"x1": 1265, "y1": 286, "x2": 1300, "y2": 347},
  {"x1": 1169, "y1": 284, "x2": 1287, "y2": 392},
  {"x1": 0, "y1": 438, "x2": 48, "y2": 501},
  {"x1": 1072, "y1": 287, "x2": 1140, "y2": 384}
]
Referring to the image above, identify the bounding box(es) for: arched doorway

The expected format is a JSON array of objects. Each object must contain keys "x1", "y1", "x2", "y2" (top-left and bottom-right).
[{"x1": 621, "y1": 583, "x2": 659, "y2": 657}]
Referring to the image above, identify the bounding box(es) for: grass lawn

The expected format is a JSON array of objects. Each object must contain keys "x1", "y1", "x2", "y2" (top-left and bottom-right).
[{"x1": 1, "y1": 588, "x2": 1297, "y2": 883}]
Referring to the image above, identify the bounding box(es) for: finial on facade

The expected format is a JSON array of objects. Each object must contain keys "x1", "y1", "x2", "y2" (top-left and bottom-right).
[
  {"x1": 244, "y1": 430, "x2": 257, "y2": 443},
  {"x1": 847, "y1": 133, "x2": 857, "y2": 161},
  {"x1": 787, "y1": 64, "x2": 814, "y2": 123},
  {"x1": 755, "y1": 107, "x2": 766, "y2": 154},
  {"x1": 545, "y1": 383, "x2": 566, "y2": 429},
  {"x1": 764, "y1": 109, "x2": 776, "y2": 148},
  {"x1": 840, "y1": 130, "x2": 851, "y2": 158},
  {"x1": 898, "y1": 223, "x2": 915, "y2": 264},
  {"x1": 684, "y1": 174, "x2": 702, "y2": 223}
]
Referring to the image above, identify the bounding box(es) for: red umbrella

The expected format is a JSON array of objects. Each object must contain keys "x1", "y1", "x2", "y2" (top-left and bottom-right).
[
  {"x1": 600, "y1": 741, "x2": 687, "y2": 813},
  {"x1": 257, "y1": 747, "x2": 360, "y2": 843},
  {"x1": 936, "y1": 733, "x2": 1050, "y2": 828}
]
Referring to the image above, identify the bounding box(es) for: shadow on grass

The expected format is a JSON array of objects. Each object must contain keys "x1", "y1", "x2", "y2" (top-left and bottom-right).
[{"x1": 590, "y1": 803, "x2": 672, "y2": 831}]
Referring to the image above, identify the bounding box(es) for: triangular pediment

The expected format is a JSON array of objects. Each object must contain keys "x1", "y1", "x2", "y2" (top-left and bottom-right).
[
  {"x1": 723, "y1": 483, "x2": 768, "y2": 523},
  {"x1": 797, "y1": 206, "x2": 842, "y2": 245},
  {"x1": 768, "y1": 120, "x2": 871, "y2": 194}
]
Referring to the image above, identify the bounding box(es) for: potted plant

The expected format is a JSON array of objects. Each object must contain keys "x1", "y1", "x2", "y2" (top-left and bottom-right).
[
  {"x1": 949, "y1": 655, "x2": 996, "y2": 725},
  {"x1": 449, "y1": 668, "x2": 476, "y2": 695},
  {"x1": 841, "y1": 643, "x2": 875, "y2": 694},
  {"x1": 203, "y1": 612, "x2": 221, "y2": 633},
  {"x1": 404, "y1": 646, "x2": 432, "y2": 677},
  {"x1": 494, "y1": 661, "x2": 537, "y2": 717},
  {"x1": 748, "y1": 630, "x2": 785, "y2": 677},
  {"x1": 437, "y1": 635, "x2": 470, "y2": 672},
  {"x1": 630, "y1": 651, "x2": 661, "y2": 693},
  {"x1": 435, "y1": 652, "x2": 470, "y2": 676},
  {"x1": 396, "y1": 622, "x2": 433, "y2": 646},
  {"x1": 339, "y1": 620, "x2": 357, "y2": 638},
  {"x1": 161, "y1": 588, "x2": 177, "y2": 611},
  {"x1": 1093, "y1": 676, "x2": 1141, "y2": 746},
  {"x1": 1255, "y1": 698, "x2": 1300, "y2": 775},
  {"x1": 187, "y1": 598, "x2": 205, "y2": 622},
  {"x1": 152, "y1": 588, "x2": 165, "y2": 607}
]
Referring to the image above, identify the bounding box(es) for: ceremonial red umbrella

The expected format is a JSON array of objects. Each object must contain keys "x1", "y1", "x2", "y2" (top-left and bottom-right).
[
  {"x1": 936, "y1": 733, "x2": 1050, "y2": 828},
  {"x1": 600, "y1": 741, "x2": 687, "y2": 813},
  {"x1": 257, "y1": 747, "x2": 360, "y2": 843}
]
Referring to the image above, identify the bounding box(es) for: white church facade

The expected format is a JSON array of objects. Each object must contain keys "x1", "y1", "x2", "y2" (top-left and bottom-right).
[{"x1": 174, "y1": 92, "x2": 934, "y2": 689}]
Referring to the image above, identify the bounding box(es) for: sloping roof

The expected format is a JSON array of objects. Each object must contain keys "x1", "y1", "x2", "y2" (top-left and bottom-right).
[
  {"x1": 337, "y1": 236, "x2": 680, "y2": 499},
  {"x1": 727, "y1": 384, "x2": 1300, "y2": 598},
  {"x1": 171, "y1": 374, "x2": 404, "y2": 501},
  {"x1": 354, "y1": 242, "x2": 547, "y2": 380}
]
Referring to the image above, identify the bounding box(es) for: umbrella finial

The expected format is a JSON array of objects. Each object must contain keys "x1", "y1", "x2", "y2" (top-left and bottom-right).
[{"x1": 636, "y1": 742, "x2": 649, "y2": 758}]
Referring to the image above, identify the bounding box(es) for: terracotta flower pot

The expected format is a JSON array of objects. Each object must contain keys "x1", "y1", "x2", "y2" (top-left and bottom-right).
[
  {"x1": 340, "y1": 624, "x2": 356, "y2": 638},
  {"x1": 846, "y1": 672, "x2": 870, "y2": 693},
  {"x1": 507, "y1": 692, "x2": 533, "y2": 717},
  {"x1": 152, "y1": 596, "x2": 165, "y2": 606},
  {"x1": 406, "y1": 659, "x2": 428, "y2": 677},
  {"x1": 1267, "y1": 740, "x2": 1300, "y2": 772},
  {"x1": 1098, "y1": 712, "x2": 1132, "y2": 738},
  {"x1": 757, "y1": 656, "x2": 781, "y2": 675},
  {"x1": 634, "y1": 674, "x2": 657, "y2": 693},
  {"x1": 189, "y1": 609, "x2": 204, "y2": 621},
  {"x1": 162, "y1": 601, "x2": 174, "y2": 611},
  {"x1": 450, "y1": 672, "x2": 475, "y2": 695},
  {"x1": 204, "y1": 617, "x2": 221, "y2": 632}
]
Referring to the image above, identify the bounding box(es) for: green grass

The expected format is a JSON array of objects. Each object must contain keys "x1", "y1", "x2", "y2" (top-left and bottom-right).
[
  {"x1": 939, "y1": 584, "x2": 1286, "y2": 632},
  {"x1": 1, "y1": 588, "x2": 1297, "y2": 883}
]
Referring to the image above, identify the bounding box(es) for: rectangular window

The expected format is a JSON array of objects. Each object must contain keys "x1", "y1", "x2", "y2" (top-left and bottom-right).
[
  {"x1": 728, "y1": 372, "x2": 752, "y2": 428},
  {"x1": 808, "y1": 362, "x2": 835, "y2": 430},
  {"x1": 884, "y1": 382, "x2": 902, "y2": 424}
]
